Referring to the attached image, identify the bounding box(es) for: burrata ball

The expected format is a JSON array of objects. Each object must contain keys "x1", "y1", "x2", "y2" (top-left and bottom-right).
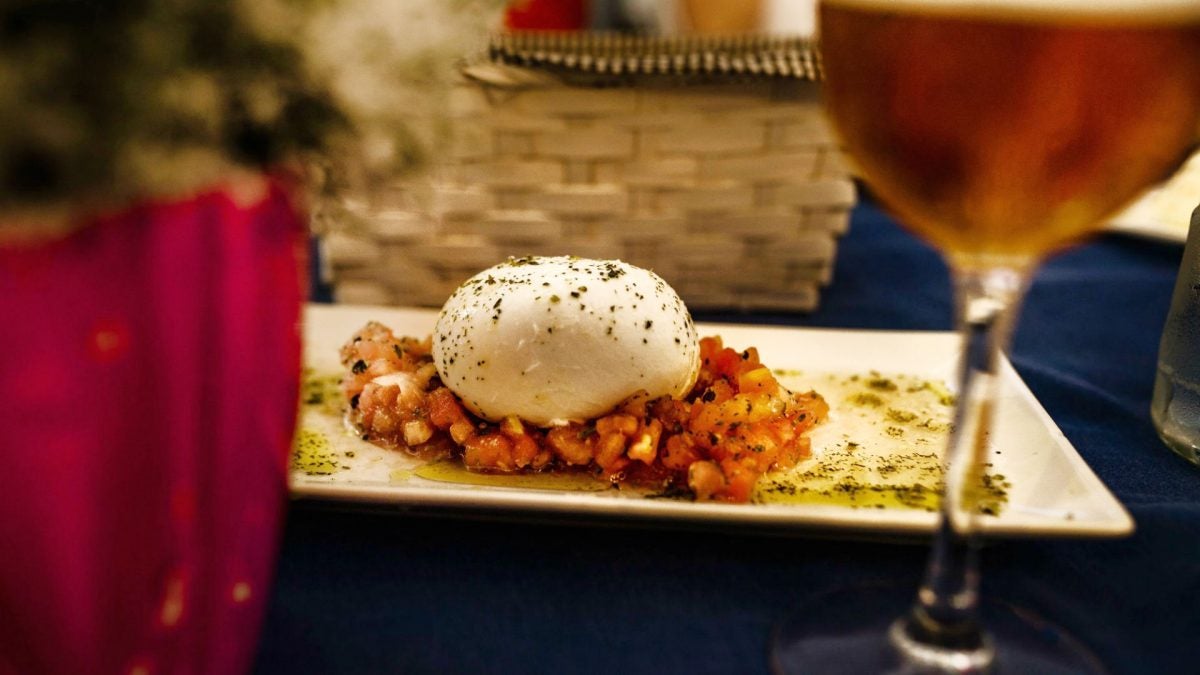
[{"x1": 433, "y1": 256, "x2": 700, "y2": 426}]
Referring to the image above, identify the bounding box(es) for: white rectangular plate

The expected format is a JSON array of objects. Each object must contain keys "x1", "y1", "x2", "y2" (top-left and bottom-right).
[
  {"x1": 293, "y1": 304, "x2": 1133, "y2": 539},
  {"x1": 1106, "y1": 150, "x2": 1200, "y2": 244}
]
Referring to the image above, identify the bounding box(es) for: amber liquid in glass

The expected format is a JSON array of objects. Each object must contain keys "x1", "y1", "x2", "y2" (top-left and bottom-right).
[{"x1": 820, "y1": 1, "x2": 1200, "y2": 263}]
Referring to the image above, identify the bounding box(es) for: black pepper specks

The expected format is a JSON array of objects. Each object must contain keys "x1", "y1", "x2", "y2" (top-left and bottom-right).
[{"x1": 432, "y1": 255, "x2": 700, "y2": 420}]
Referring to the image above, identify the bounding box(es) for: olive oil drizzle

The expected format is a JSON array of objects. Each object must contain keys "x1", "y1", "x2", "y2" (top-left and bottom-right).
[
  {"x1": 413, "y1": 460, "x2": 612, "y2": 491},
  {"x1": 753, "y1": 448, "x2": 1011, "y2": 514},
  {"x1": 295, "y1": 368, "x2": 1012, "y2": 514},
  {"x1": 754, "y1": 372, "x2": 1009, "y2": 514}
]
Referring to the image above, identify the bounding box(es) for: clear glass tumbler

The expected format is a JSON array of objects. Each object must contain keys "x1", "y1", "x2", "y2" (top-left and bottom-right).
[{"x1": 1152, "y1": 203, "x2": 1200, "y2": 466}]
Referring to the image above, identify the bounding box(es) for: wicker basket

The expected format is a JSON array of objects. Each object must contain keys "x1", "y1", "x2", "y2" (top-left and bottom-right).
[{"x1": 320, "y1": 33, "x2": 855, "y2": 312}]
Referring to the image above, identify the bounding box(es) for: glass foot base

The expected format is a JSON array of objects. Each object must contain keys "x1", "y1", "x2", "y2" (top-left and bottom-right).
[{"x1": 769, "y1": 583, "x2": 1106, "y2": 674}]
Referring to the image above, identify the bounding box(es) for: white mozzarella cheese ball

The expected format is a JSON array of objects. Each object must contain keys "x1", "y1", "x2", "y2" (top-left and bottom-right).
[{"x1": 433, "y1": 256, "x2": 700, "y2": 426}]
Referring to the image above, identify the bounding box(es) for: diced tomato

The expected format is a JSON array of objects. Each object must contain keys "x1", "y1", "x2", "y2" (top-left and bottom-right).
[
  {"x1": 720, "y1": 460, "x2": 758, "y2": 503},
  {"x1": 463, "y1": 433, "x2": 514, "y2": 471},
  {"x1": 737, "y1": 367, "x2": 778, "y2": 395},
  {"x1": 596, "y1": 414, "x2": 639, "y2": 437},
  {"x1": 546, "y1": 426, "x2": 594, "y2": 465},
  {"x1": 661, "y1": 433, "x2": 700, "y2": 470},
  {"x1": 340, "y1": 323, "x2": 828, "y2": 503},
  {"x1": 510, "y1": 433, "x2": 542, "y2": 469},
  {"x1": 627, "y1": 419, "x2": 662, "y2": 464},
  {"x1": 595, "y1": 432, "x2": 627, "y2": 470},
  {"x1": 449, "y1": 421, "x2": 474, "y2": 445},
  {"x1": 428, "y1": 387, "x2": 468, "y2": 429}
]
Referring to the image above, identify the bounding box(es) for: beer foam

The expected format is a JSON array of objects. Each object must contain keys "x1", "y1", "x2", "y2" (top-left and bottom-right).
[{"x1": 822, "y1": 0, "x2": 1200, "y2": 23}]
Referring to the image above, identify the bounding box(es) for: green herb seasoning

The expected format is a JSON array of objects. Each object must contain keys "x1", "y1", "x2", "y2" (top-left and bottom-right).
[{"x1": 291, "y1": 428, "x2": 343, "y2": 476}]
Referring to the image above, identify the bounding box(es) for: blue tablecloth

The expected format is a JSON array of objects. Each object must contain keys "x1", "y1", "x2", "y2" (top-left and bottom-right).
[{"x1": 259, "y1": 199, "x2": 1200, "y2": 674}]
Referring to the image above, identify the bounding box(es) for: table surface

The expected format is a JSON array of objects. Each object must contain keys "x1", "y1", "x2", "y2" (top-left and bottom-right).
[{"x1": 258, "y1": 197, "x2": 1200, "y2": 675}]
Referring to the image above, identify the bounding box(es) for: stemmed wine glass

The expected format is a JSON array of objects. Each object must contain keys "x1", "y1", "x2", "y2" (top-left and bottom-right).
[{"x1": 772, "y1": 0, "x2": 1200, "y2": 672}]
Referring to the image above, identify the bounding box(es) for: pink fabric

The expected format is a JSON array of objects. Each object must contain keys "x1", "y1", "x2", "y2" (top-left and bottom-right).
[{"x1": 0, "y1": 180, "x2": 305, "y2": 675}]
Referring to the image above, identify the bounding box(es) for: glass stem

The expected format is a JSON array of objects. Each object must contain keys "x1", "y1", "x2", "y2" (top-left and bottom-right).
[{"x1": 895, "y1": 264, "x2": 1030, "y2": 667}]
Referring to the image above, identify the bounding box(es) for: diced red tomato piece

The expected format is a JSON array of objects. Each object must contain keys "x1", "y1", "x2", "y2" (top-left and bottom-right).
[
  {"x1": 428, "y1": 387, "x2": 468, "y2": 429},
  {"x1": 463, "y1": 433, "x2": 514, "y2": 471}
]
